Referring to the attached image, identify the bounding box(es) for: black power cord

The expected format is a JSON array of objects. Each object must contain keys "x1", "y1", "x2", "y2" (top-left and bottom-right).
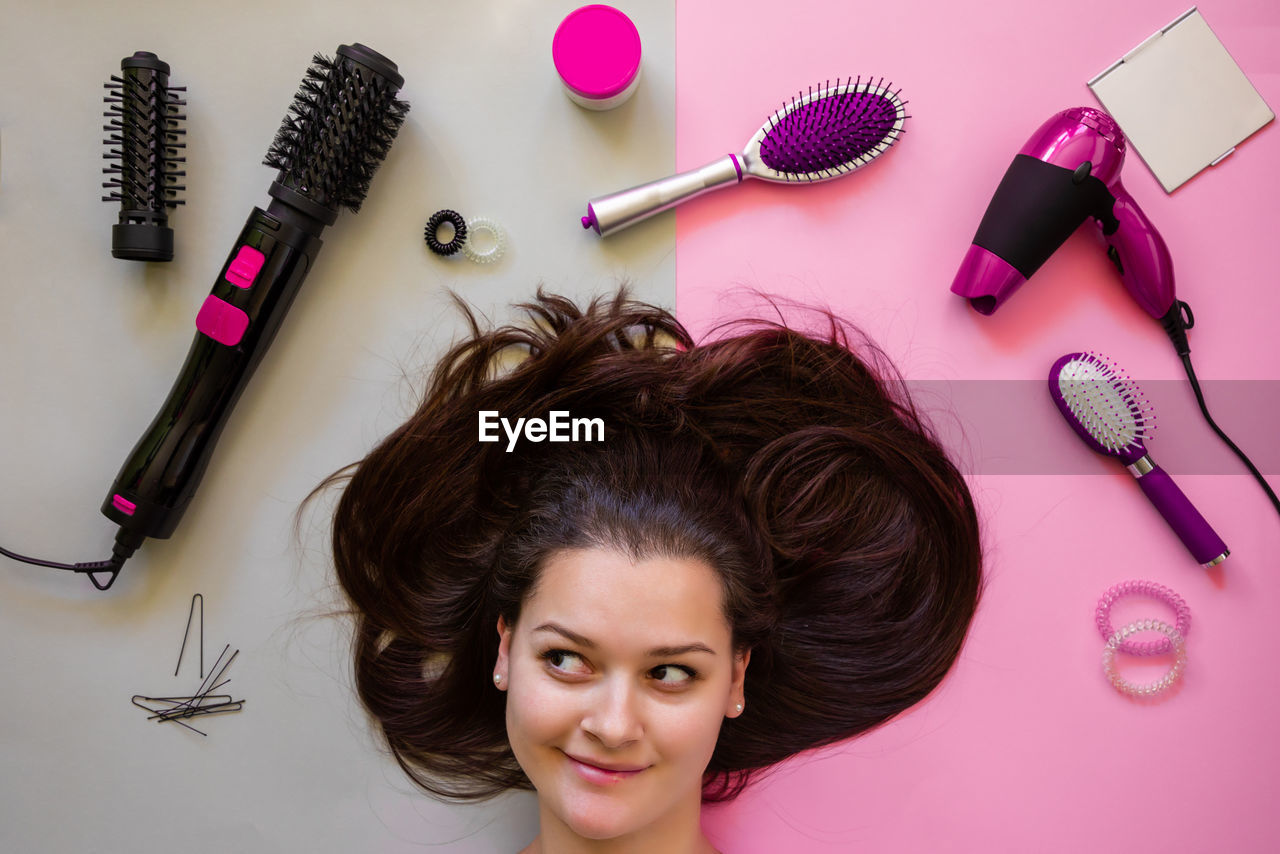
[
  {"x1": 1161, "y1": 299, "x2": 1280, "y2": 519},
  {"x1": 2, "y1": 527, "x2": 143, "y2": 590}
]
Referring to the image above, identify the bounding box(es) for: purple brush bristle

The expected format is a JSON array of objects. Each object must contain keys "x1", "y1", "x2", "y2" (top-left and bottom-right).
[{"x1": 759, "y1": 77, "x2": 906, "y2": 178}]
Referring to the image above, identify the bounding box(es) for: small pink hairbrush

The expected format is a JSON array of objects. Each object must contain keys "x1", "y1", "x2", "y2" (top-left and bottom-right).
[{"x1": 582, "y1": 77, "x2": 908, "y2": 237}]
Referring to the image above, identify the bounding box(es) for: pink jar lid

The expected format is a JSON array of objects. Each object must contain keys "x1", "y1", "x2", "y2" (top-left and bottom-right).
[{"x1": 552, "y1": 5, "x2": 642, "y2": 100}]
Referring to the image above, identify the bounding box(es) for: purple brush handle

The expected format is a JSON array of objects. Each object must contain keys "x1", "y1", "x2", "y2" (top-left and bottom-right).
[{"x1": 1134, "y1": 463, "x2": 1229, "y2": 566}]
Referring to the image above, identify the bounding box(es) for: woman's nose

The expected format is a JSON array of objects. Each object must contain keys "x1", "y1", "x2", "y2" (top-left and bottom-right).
[{"x1": 580, "y1": 678, "x2": 643, "y2": 748}]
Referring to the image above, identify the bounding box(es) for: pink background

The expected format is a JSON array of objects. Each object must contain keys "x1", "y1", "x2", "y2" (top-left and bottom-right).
[{"x1": 675, "y1": 1, "x2": 1280, "y2": 852}]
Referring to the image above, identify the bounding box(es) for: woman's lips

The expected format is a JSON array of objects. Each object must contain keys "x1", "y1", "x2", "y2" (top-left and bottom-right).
[{"x1": 564, "y1": 753, "x2": 648, "y2": 785}]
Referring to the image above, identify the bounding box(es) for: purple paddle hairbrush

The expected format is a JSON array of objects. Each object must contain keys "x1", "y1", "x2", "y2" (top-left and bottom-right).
[
  {"x1": 582, "y1": 77, "x2": 908, "y2": 236},
  {"x1": 1049, "y1": 351, "x2": 1229, "y2": 568}
]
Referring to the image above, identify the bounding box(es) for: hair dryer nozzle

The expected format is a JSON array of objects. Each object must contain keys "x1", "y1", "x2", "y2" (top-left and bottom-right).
[{"x1": 950, "y1": 244, "x2": 1026, "y2": 315}]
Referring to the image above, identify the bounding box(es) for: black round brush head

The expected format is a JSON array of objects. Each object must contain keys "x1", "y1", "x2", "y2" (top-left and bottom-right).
[
  {"x1": 263, "y1": 44, "x2": 410, "y2": 226},
  {"x1": 102, "y1": 51, "x2": 187, "y2": 262}
]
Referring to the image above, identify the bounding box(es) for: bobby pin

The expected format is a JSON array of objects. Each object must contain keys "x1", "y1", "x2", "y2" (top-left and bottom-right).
[
  {"x1": 149, "y1": 701, "x2": 245, "y2": 722},
  {"x1": 155, "y1": 646, "x2": 240, "y2": 720},
  {"x1": 132, "y1": 695, "x2": 209, "y2": 736},
  {"x1": 131, "y1": 694, "x2": 238, "y2": 718},
  {"x1": 174, "y1": 593, "x2": 204, "y2": 677},
  {"x1": 132, "y1": 668, "x2": 244, "y2": 734},
  {"x1": 143, "y1": 678, "x2": 235, "y2": 719},
  {"x1": 135, "y1": 597, "x2": 245, "y2": 735},
  {"x1": 134, "y1": 693, "x2": 243, "y2": 720},
  {"x1": 133, "y1": 693, "x2": 233, "y2": 707}
]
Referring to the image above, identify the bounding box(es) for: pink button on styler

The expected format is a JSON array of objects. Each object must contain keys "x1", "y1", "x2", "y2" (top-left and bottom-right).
[
  {"x1": 225, "y1": 245, "x2": 265, "y2": 288},
  {"x1": 195, "y1": 295, "x2": 250, "y2": 346},
  {"x1": 112, "y1": 494, "x2": 137, "y2": 516},
  {"x1": 552, "y1": 5, "x2": 642, "y2": 111}
]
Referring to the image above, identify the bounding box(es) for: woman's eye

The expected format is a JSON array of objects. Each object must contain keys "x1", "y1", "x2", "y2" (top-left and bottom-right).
[
  {"x1": 541, "y1": 649, "x2": 589, "y2": 675},
  {"x1": 650, "y1": 665, "x2": 696, "y2": 686}
]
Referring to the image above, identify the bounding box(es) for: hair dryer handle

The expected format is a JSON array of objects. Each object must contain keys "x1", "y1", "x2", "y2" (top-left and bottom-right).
[
  {"x1": 1100, "y1": 186, "x2": 1176, "y2": 320},
  {"x1": 1134, "y1": 463, "x2": 1228, "y2": 566}
]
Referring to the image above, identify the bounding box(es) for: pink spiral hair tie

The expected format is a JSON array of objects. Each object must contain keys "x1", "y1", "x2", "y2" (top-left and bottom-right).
[
  {"x1": 1095, "y1": 580, "x2": 1190, "y2": 656},
  {"x1": 1102, "y1": 619, "x2": 1187, "y2": 698}
]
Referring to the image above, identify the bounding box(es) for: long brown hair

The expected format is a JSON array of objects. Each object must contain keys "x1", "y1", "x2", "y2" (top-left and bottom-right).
[{"x1": 321, "y1": 288, "x2": 982, "y2": 802}]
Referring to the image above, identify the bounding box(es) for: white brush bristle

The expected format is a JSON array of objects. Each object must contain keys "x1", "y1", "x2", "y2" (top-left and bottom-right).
[{"x1": 1056, "y1": 351, "x2": 1154, "y2": 452}]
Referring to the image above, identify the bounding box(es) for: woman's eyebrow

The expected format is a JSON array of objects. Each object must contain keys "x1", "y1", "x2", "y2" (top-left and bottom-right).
[
  {"x1": 646, "y1": 643, "x2": 716, "y2": 658},
  {"x1": 533, "y1": 622, "x2": 596, "y2": 648},
  {"x1": 533, "y1": 623, "x2": 715, "y2": 657}
]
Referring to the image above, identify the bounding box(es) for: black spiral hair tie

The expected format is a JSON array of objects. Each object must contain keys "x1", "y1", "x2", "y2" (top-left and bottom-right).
[{"x1": 424, "y1": 209, "x2": 468, "y2": 256}]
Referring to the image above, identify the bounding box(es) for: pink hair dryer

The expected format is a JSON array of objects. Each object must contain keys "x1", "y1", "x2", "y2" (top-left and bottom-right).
[{"x1": 951, "y1": 107, "x2": 1191, "y2": 349}]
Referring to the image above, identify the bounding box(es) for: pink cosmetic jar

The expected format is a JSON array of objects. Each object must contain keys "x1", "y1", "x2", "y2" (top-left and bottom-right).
[{"x1": 552, "y1": 5, "x2": 642, "y2": 110}]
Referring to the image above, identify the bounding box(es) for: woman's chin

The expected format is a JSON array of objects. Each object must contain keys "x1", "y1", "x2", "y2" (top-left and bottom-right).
[
  {"x1": 553, "y1": 793, "x2": 647, "y2": 842},
  {"x1": 558, "y1": 804, "x2": 640, "y2": 839}
]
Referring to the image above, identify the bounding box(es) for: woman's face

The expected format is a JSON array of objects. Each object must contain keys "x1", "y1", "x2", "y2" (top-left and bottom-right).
[{"x1": 495, "y1": 547, "x2": 749, "y2": 844}]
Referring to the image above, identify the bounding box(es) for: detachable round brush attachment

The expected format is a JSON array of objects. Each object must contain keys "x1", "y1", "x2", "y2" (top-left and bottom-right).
[
  {"x1": 102, "y1": 51, "x2": 187, "y2": 262},
  {"x1": 263, "y1": 43, "x2": 410, "y2": 228}
]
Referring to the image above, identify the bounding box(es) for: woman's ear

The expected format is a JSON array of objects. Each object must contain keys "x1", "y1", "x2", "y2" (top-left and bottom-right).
[
  {"x1": 493, "y1": 616, "x2": 513, "y2": 691},
  {"x1": 726, "y1": 647, "x2": 751, "y2": 717}
]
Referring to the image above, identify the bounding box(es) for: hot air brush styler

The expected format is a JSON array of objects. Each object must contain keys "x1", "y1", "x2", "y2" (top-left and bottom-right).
[
  {"x1": 582, "y1": 77, "x2": 907, "y2": 237},
  {"x1": 88, "y1": 44, "x2": 409, "y2": 587}
]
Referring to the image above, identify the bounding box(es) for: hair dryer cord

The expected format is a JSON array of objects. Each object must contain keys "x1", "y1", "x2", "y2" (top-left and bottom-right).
[{"x1": 1166, "y1": 301, "x2": 1280, "y2": 521}]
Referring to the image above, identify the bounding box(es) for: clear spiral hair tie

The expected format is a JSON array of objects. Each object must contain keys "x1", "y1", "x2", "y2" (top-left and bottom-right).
[
  {"x1": 461, "y1": 216, "x2": 506, "y2": 264},
  {"x1": 1095, "y1": 580, "x2": 1191, "y2": 699},
  {"x1": 1102, "y1": 619, "x2": 1187, "y2": 698}
]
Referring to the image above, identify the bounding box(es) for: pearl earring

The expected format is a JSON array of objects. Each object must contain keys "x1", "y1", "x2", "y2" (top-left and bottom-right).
[
  {"x1": 493, "y1": 673, "x2": 502, "y2": 685},
  {"x1": 735, "y1": 703, "x2": 743, "y2": 713}
]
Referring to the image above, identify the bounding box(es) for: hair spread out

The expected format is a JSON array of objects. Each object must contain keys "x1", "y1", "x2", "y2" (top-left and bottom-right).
[{"x1": 320, "y1": 287, "x2": 982, "y2": 802}]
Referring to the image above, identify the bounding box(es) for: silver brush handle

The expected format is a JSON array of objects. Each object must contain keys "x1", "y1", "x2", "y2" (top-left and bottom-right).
[{"x1": 583, "y1": 155, "x2": 743, "y2": 237}]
